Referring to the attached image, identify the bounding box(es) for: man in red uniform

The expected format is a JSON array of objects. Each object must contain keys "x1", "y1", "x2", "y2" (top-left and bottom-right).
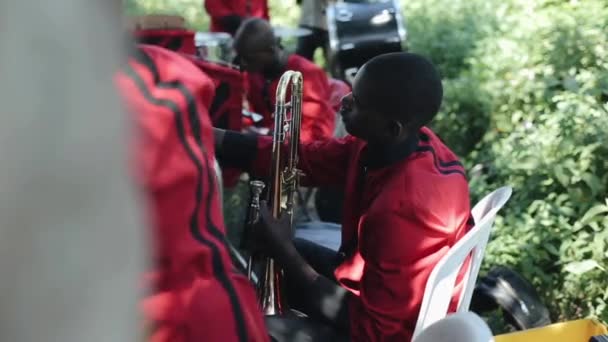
[
  {"x1": 234, "y1": 18, "x2": 336, "y2": 142},
  {"x1": 204, "y1": 0, "x2": 269, "y2": 35},
  {"x1": 115, "y1": 44, "x2": 269, "y2": 342},
  {"x1": 214, "y1": 52, "x2": 474, "y2": 341}
]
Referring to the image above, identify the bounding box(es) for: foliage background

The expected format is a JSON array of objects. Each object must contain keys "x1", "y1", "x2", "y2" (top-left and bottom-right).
[{"x1": 126, "y1": 0, "x2": 608, "y2": 330}]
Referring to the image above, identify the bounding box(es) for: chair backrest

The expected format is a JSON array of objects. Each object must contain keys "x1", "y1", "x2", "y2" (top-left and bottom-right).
[
  {"x1": 412, "y1": 186, "x2": 513, "y2": 339},
  {"x1": 412, "y1": 312, "x2": 495, "y2": 342}
]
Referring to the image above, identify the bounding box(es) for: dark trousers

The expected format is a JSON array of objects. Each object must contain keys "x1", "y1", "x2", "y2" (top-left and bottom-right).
[
  {"x1": 295, "y1": 26, "x2": 329, "y2": 61},
  {"x1": 265, "y1": 238, "x2": 349, "y2": 342}
]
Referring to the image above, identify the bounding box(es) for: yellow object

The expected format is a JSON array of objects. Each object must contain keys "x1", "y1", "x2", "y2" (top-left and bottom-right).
[{"x1": 495, "y1": 319, "x2": 608, "y2": 342}]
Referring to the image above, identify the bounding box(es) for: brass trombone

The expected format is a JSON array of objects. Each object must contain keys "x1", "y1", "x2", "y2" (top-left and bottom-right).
[{"x1": 245, "y1": 70, "x2": 303, "y2": 316}]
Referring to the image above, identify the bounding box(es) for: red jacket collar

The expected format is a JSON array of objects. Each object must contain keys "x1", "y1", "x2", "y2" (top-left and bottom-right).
[{"x1": 361, "y1": 134, "x2": 419, "y2": 170}]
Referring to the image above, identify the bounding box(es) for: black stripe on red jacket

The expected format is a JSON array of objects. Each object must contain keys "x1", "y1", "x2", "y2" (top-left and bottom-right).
[{"x1": 124, "y1": 50, "x2": 249, "y2": 342}]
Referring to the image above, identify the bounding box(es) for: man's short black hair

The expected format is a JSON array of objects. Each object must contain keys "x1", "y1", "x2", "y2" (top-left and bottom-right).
[
  {"x1": 233, "y1": 18, "x2": 276, "y2": 53},
  {"x1": 357, "y1": 52, "x2": 443, "y2": 129}
]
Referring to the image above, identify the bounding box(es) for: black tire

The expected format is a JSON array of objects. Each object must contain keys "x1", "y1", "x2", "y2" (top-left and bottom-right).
[{"x1": 471, "y1": 266, "x2": 552, "y2": 330}]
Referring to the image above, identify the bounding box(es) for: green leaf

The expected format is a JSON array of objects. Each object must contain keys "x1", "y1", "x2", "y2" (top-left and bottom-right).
[
  {"x1": 581, "y1": 173, "x2": 602, "y2": 197},
  {"x1": 564, "y1": 260, "x2": 605, "y2": 275},
  {"x1": 554, "y1": 165, "x2": 570, "y2": 187},
  {"x1": 512, "y1": 155, "x2": 539, "y2": 170},
  {"x1": 579, "y1": 204, "x2": 608, "y2": 227},
  {"x1": 544, "y1": 244, "x2": 560, "y2": 256},
  {"x1": 558, "y1": 206, "x2": 576, "y2": 217}
]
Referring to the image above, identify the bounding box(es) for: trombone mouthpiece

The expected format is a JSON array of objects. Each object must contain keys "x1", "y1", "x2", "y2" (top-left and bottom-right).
[{"x1": 250, "y1": 180, "x2": 266, "y2": 195}]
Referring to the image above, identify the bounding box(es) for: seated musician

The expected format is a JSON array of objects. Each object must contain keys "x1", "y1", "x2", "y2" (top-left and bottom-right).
[
  {"x1": 235, "y1": 18, "x2": 336, "y2": 142},
  {"x1": 204, "y1": 0, "x2": 269, "y2": 36},
  {"x1": 215, "y1": 52, "x2": 474, "y2": 341},
  {"x1": 116, "y1": 35, "x2": 269, "y2": 341}
]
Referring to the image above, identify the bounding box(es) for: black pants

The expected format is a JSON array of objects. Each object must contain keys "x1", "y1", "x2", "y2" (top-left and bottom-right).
[
  {"x1": 265, "y1": 238, "x2": 349, "y2": 342},
  {"x1": 295, "y1": 26, "x2": 329, "y2": 61}
]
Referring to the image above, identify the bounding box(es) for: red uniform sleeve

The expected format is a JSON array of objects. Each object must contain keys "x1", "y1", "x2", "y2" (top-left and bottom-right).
[
  {"x1": 204, "y1": 0, "x2": 234, "y2": 18},
  {"x1": 251, "y1": 135, "x2": 355, "y2": 187},
  {"x1": 204, "y1": 0, "x2": 268, "y2": 18},
  {"x1": 205, "y1": 0, "x2": 269, "y2": 32},
  {"x1": 352, "y1": 210, "x2": 451, "y2": 341},
  {"x1": 299, "y1": 67, "x2": 336, "y2": 142}
]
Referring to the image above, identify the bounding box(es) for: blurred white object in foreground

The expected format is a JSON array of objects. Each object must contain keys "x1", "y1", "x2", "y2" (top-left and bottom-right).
[{"x1": 0, "y1": 1, "x2": 145, "y2": 341}]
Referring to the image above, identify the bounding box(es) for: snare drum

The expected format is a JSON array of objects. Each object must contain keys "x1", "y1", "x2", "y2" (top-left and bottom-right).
[
  {"x1": 195, "y1": 32, "x2": 234, "y2": 64},
  {"x1": 327, "y1": 0, "x2": 407, "y2": 83}
]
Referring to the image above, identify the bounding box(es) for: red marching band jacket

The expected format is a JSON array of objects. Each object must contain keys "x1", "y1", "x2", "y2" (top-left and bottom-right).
[
  {"x1": 249, "y1": 127, "x2": 473, "y2": 341},
  {"x1": 182, "y1": 55, "x2": 245, "y2": 187},
  {"x1": 115, "y1": 45, "x2": 268, "y2": 342},
  {"x1": 132, "y1": 26, "x2": 246, "y2": 187},
  {"x1": 204, "y1": 0, "x2": 269, "y2": 33}
]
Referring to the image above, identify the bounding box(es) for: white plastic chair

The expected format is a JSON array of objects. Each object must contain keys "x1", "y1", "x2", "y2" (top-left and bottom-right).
[
  {"x1": 412, "y1": 186, "x2": 513, "y2": 340},
  {"x1": 412, "y1": 312, "x2": 495, "y2": 342}
]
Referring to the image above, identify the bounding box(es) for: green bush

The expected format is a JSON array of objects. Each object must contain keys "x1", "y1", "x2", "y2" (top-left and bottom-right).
[
  {"x1": 402, "y1": 0, "x2": 499, "y2": 79},
  {"x1": 402, "y1": 0, "x2": 499, "y2": 155},
  {"x1": 471, "y1": 91, "x2": 608, "y2": 323},
  {"x1": 428, "y1": 74, "x2": 491, "y2": 156},
  {"x1": 407, "y1": 0, "x2": 608, "y2": 326}
]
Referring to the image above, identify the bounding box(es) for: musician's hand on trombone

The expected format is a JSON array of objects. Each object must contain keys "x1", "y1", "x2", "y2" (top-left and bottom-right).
[
  {"x1": 252, "y1": 200, "x2": 319, "y2": 286},
  {"x1": 251, "y1": 200, "x2": 294, "y2": 257}
]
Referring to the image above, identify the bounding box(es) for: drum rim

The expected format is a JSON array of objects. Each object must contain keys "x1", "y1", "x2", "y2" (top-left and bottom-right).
[{"x1": 194, "y1": 31, "x2": 232, "y2": 42}]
